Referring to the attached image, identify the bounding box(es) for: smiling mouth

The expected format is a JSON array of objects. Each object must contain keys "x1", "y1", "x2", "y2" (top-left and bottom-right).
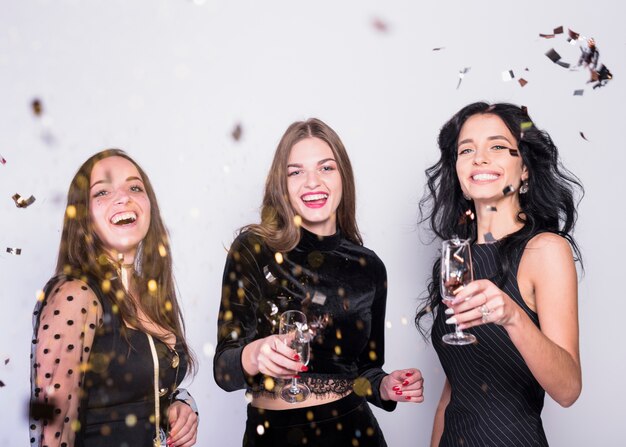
[
  {"x1": 302, "y1": 193, "x2": 328, "y2": 202},
  {"x1": 110, "y1": 212, "x2": 137, "y2": 226},
  {"x1": 472, "y1": 173, "x2": 499, "y2": 181}
]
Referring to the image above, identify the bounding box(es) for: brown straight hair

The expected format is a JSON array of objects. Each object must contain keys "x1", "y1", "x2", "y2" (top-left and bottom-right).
[
  {"x1": 56, "y1": 148, "x2": 195, "y2": 372},
  {"x1": 244, "y1": 118, "x2": 362, "y2": 252}
]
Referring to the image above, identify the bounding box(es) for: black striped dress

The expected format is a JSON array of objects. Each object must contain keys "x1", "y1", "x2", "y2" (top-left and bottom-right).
[{"x1": 432, "y1": 242, "x2": 548, "y2": 447}]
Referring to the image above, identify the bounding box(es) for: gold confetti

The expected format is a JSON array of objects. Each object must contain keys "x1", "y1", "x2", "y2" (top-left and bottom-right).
[
  {"x1": 334, "y1": 345, "x2": 342, "y2": 355},
  {"x1": 36, "y1": 290, "x2": 44, "y2": 301},
  {"x1": 306, "y1": 410, "x2": 314, "y2": 421},
  {"x1": 336, "y1": 329, "x2": 342, "y2": 339},
  {"x1": 274, "y1": 252, "x2": 284, "y2": 264},
  {"x1": 66, "y1": 205, "x2": 77, "y2": 219},
  {"x1": 164, "y1": 300, "x2": 172, "y2": 311},
  {"x1": 263, "y1": 377, "x2": 275, "y2": 391},
  {"x1": 71, "y1": 420, "x2": 81, "y2": 432},
  {"x1": 353, "y1": 377, "x2": 372, "y2": 397},
  {"x1": 368, "y1": 350, "x2": 377, "y2": 361},
  {"x1": 366, "y1": 427, "x2": 375, "y2": 436},
  {"x1": 101, "y1": 279, "x2": 111, "y2": 293},
  {"x1": 158, "y1": 244, "x2": 167, "y2": 257},
  {"x1": 147, "y1": 279, "x2": 158, "y2": 294},
  {"x1": 256, "y1": 424, "x2": 265, "y2": 435},
  {"x1": 293, "y1": 215, "x2": 302, "y2": 227},
  {"x1": 125, "y1": 414, "x2": 137, "y2": 427}
]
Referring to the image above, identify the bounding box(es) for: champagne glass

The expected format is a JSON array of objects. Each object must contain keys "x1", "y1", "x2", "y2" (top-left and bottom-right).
[
  {"x1": 440, "y1": 238, "x2": 476, "y2": 345},
  {"x1": 279, "y1": 310, "x2": 311, "y2": 403}
]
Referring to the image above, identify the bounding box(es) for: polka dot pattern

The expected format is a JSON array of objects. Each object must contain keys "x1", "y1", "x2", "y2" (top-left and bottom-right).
[{"x1": 30, "y1": 279, "x2": 102, "y2": 447}]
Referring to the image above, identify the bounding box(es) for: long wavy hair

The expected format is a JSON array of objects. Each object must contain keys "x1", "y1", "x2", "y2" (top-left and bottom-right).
[
  {"x1": 55, "y1": 148, "x2": 195, "y2": 372},
  {"x1": 415, "y1": 102, "x2": 583, "y2": 336},
  {"x1": 244, "y1": 118, "x2": 362, "y2": 252}
]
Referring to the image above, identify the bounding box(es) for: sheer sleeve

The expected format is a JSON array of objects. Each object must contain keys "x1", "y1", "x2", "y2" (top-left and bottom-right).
[
  {"x1": 213, "y1": 233, "x2": 265, "y2": 392},
  {"x1": 356, "y1": 257, "x2": 397, "y2": 412},
  {"x1": 30, "y1": 278, "x2": 103, "y2": 447}
]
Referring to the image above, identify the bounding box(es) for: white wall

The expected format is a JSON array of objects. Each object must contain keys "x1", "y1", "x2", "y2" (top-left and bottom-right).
[{"x1": 1, "y1": 0, "x2": 623, "y2": 445}]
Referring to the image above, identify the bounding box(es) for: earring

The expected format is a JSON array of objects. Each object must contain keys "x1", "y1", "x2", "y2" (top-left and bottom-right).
[
  {"x1": 519, "y1": 180, "x2": 529, "y2": 194},
  {"x1": 463, "y1": 192, "x2": 472, "y2": 201}
]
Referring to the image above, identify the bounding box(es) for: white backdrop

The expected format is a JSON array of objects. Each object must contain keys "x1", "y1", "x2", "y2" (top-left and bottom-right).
[{"x1": 1, "y1": 0, "x2": 624, "y2": 445}]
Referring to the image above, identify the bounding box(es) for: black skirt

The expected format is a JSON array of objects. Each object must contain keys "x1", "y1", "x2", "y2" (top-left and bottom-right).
[{"x1": 244, "y1": 393, "x2": 387, "y2": 447}]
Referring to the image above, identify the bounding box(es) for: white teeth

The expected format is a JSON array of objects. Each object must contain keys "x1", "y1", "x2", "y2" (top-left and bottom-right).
[
  {"x1": 472, "y1": 173, "x2": 499, "y2": 181},
  {"x1": 302, "y1": 193, "x2": 328, "y2": 202},
  {"x1": 110, "y1": 212, "x2": 137, "y2": 225}
]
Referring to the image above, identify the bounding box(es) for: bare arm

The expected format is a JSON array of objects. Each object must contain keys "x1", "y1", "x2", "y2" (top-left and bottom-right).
[
  {"x1": 430, "y1": 378, "x2": 450, "y2": 447},
  {"x1": 450, "y1": 233, "x2": 581, "y2": 407},
  {"x1": 507, "y1": 233, "x2": 581, "y2": 406}
]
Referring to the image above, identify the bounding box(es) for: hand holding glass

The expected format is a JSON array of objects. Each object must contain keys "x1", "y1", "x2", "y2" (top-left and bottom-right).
[
  {"x1": 440, "y1": 238, "x2": 476, "y2": 345},
  {"x1": 279, "y1": 310, "x2": 311, "y2": 403}
]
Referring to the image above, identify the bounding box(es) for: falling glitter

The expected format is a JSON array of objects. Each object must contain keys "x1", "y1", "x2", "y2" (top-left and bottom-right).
[
  {"x1": 518, "y1": 78, "x2": 528, "y2": 87},
  {"x1": 456, "y1": 67, "x2": 471, "y2": 89},
  {"x1": 484, "y1": 232, "x2": 497, "y2": 243},
  {"x1": 12, "y1": 193, "x2": 36, "y2": 208},
  {"x1": 539, "y1": 26, "x2": 564, "y2": 39},
  {"x1": 502, "y1": 185, "x2": 516, "y2": 196},
  {"x1": 256, "y1": 424, "x2": 265, "y2": 435},
  {"x1": 579, "y1": 132, "x2": 588, "y2": 141},
  {"x1": 371, "y1": 17, "x2": 389, "y2": 33},
  {"x1": 432, "y1": 47, "x2": 445, "y2": 51},
  {"x1": 0, "y1": 155, "x2": 6, "y2": 165},
  {"x1": 573, "y1": 89, "x2": 584, "y2": 96},
  {"x1": 502, "y1": 70, "x2": 514, "y2": 82},
  {"x1": 31, "y1": 98, "x2": 43, "y2": 116},
  {"x1": 6, "y1": 247, "x2": 22, "y2": 255},
  {"x1": 231, "y1": 123, "x2": 243, "y2": 141},
  {"x1": 486, "y1": 205, "x2": 498, "y2": 212},
  {"x1": 545, "y1": 48, "x2": 570, "y2": 68}
]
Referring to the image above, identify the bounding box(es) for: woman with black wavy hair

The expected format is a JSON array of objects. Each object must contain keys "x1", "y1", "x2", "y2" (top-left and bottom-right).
[{"x1": 416, "y1": 102, "x2": 583, "y2": 447}]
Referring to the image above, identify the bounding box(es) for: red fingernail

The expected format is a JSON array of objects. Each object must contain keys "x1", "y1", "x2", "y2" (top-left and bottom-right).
[
  {"x1": 392, "y1": 385, "x2": 400, "y2": 391},
  {"x1": 405, "y1": 372, "x2": 413, "y2": 377},
  {"x1": 294, "y1": 354, "x2": 300, "y2": 361},
  {"x1": 402, "y1": 380, "x2": 409, "y2": 386},
  {"x1": 293, "y1": 375, "x2": 301, "y2": 379},
  {"x1": 395, "y1": 390, "x2": 403, "y2": 395},
  {"x1": 301, "y1": 365, "x2": 308, "y2": 372},
  {"x1": 405, "y1": 396, "x2": 411, "y2": 400}
]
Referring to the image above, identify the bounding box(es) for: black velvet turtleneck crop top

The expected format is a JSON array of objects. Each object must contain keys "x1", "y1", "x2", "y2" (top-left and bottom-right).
[{"x1": 214, "y1": 228, "x2": 395, "y2": 411}]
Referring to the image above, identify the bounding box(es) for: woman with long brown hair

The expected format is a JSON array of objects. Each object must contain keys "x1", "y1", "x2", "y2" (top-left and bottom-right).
[
  {"x1": 214, "y1": 118, "x2": 424, "y2": 446},
  {"x1": 30, "y1": 149, "x2": 198, "y2": 447}
]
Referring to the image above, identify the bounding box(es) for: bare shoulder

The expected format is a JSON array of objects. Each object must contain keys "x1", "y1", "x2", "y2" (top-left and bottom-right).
[{"x1": 523, "y1": 232, "x2": 574, "y2": 265}]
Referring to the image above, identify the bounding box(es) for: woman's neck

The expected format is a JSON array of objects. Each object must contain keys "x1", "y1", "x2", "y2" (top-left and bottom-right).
[{"x1": 473, "y1": 196, "x2": 524, "y2": 243}]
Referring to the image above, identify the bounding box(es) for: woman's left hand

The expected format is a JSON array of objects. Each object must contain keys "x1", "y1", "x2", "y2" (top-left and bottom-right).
[
  {"x1": 446, "y1": 279, "x2": 521, "y2": 330},
  {"x1": 380, "y1": 368, "x2": 424, "y2": 403},
  {"x1": 167, "y1": 401, "x2": 198, "y2": 447}
]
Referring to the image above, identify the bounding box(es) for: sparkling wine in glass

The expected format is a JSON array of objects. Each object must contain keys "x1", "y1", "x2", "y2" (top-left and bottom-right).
[
  {"x1": 279, "y1": 310, "x2": 311, "y2": 403},
  {"x1": 440, "y1": 237, "x2": 477, "y2": 345}
]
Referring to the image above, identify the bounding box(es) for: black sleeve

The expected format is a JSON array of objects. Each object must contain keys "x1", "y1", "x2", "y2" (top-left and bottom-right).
[
  {"x1": 356, "y1": 256, "x2": 397, "y2": 412},
  {"x1": 213, "y1": 233, "x2": 266, "y2": 392}
]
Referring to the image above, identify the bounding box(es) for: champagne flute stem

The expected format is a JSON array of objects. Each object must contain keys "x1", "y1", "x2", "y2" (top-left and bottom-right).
[{"x1": 290, "y1": 377, "x2": 299, "y2": 393}]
